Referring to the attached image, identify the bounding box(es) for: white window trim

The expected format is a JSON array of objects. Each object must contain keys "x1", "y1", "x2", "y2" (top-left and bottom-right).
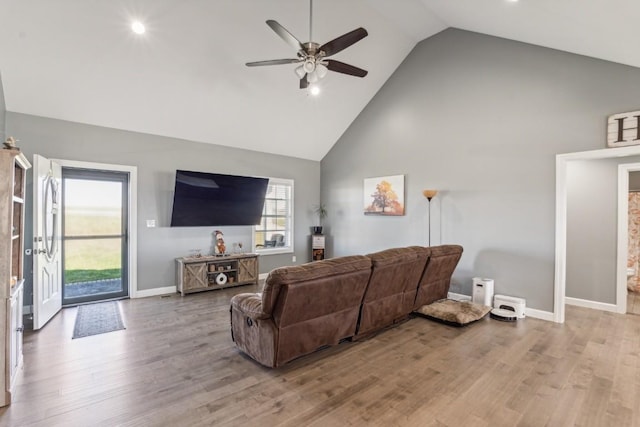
[{"x1": 253, "y1": 177, "x2": 294, "y2": 256}]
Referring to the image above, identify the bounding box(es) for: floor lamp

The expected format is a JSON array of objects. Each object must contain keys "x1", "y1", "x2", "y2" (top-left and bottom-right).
[{"x1": 423, "y1": 189, "x2": 438, "y2": 246}]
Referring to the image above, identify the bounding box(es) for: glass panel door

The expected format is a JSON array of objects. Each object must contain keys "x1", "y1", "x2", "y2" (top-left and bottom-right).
[{"x1": 62, "y1": 169, "x2": 129, "y2": 305}]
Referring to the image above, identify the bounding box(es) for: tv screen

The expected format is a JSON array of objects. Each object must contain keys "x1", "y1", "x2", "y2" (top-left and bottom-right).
[{"x1": 170, "y1": 170, "x2": 269, "y2": 227}]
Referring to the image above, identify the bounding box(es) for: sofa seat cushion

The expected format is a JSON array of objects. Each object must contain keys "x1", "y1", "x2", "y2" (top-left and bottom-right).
[{"x1": 414, "y1": 299, "x2": 490, "y2": 326}]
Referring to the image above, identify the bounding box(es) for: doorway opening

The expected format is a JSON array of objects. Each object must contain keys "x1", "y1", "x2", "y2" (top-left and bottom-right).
[
  {"x1": 618, "y1": 164, "x2": 640, "y2": 316},
  {"x1": 555, "y1": 145, "x2": 640, "y2": 323},
  {"x1": 61, "y1": 168, "x2": 129, "y2": 305}
]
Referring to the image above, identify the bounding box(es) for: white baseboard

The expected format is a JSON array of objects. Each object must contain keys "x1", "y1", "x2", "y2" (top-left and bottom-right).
[
  {"x1": 132, "y1": 286, "x2": 177, "y2": 299},
  {"x1": 448, "y1": 292, "x2": 472, "y2": 301},
  {"x1": 259, "y1": 273, "x2": 269, "y2": 280},
  {"x1": 565, "y1": 296, "x2": 618, "y2": 313},
  {"x1": 525, "y1": 308, "x2": 555, "y2": 321}
]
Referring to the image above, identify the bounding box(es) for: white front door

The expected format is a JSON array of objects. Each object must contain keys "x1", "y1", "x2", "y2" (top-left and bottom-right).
[{"x1": 33, "y1": 154, "x2": 62, "y2": 330}]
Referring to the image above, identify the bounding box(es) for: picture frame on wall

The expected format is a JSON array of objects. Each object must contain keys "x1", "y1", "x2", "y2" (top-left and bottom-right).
[{"x1": 363, "y1": 174, "x2": 405, "y2": 216}]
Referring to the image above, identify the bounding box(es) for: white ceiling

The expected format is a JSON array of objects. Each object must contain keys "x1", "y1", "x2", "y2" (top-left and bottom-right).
[{"x1": 1, "y1": 0, "x2": 639, "y2": 161}]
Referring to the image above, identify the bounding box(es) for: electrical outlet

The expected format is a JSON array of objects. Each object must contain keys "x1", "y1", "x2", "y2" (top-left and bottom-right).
[
  {"x1": 292, "y1": 255, "x2": 297, "y2": 263},
  {"x1": 146, "y1": 219, "x2": 156, "y2": 228}
]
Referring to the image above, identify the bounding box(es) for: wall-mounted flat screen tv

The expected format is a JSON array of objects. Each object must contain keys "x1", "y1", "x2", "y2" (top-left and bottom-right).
[{"x1": 170, "y1": 170, "x2": 269, "y2": 227}]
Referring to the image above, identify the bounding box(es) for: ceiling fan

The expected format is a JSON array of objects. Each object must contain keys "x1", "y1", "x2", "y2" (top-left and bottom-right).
[{"x1": 246, "y1": 0, "x2": 368, "y2": 89}]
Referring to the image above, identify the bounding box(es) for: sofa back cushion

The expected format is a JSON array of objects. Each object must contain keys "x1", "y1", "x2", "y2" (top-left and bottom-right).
[
  {"x1": 262, "y1": 255, "x2": 372, "y2": 365},
  {"x1": 413, "y1": 245, "x2": 463, "y2": 309},
  {"x1": 261, "y1": 255, "x2": 371, "y2": 318},
  {"x1": 357, "y1": 246, "x2": 430, "y2": 335}
]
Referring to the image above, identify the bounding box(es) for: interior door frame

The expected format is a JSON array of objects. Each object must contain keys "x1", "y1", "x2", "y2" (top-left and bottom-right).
[
  {"x1": 52, "y1": 159, "x2": 138, "y2": 298},
  {"x1": 555, "y1": 144, "x2": 640, "y2": 323},
  {"x1": 617, "y1": 162, "x2": 640, "y2": 314}
]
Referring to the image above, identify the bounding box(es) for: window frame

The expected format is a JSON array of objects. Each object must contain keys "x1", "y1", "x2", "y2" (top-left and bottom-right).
[{"x1": 253, "y1": 177, "x2": 294, "y2": 255}]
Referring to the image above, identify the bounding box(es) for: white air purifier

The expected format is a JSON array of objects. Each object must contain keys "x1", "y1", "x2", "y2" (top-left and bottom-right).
[{"x1": 472, "y1": 277, "x2": 494, "y2": 306}]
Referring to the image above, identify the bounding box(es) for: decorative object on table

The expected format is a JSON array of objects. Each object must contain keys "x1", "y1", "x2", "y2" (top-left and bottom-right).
[
  {"x1": 312, "y1": 203, "x2": 327, "y2": 234},
  {"x1": 245, "y1": 0, "x2": 368, "y2": 90},
  {"x1": 216, "y1": 273, "x2": 228, "y2": 285},
  {"x1": 3, "y1": 136, "x2": 19, "y2": 151},
  {"x1": 364, "y1": 175, "x2": 405, "y2": 216},
  {"x1": 414, "y1": 299, "x2": 491, "y2": 327},
  {"x1": 214, "y1": 230, "x2": 226, "y2": 255},
  {"x1": 422, "y1": 189, "x2": 438, "y2": 246}
]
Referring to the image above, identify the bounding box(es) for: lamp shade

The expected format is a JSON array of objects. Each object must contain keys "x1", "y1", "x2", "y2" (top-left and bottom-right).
[{"x1": 423, "y1": 189, "x2": 438, "y2": 201}]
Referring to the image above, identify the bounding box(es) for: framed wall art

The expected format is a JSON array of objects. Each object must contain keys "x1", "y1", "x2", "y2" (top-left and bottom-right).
[{"x1": 363, "y1": 174, "x2": 405, "y2": 216}]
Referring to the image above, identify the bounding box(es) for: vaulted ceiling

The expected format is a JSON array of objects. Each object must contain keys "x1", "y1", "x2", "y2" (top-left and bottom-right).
[{"x1": 1, "y1": 0, "x2": 639, "y2": 161}]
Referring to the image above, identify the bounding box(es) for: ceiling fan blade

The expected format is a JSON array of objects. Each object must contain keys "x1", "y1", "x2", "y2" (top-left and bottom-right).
[
  {"x1": 266, "y1": 20, "x2": 305, "y2": 51},
  {"x1": 299, "y1": 76, "x2": 309, "y2": 89},
  {"x1": 320, "y1": 28, "x2": 368, "y2": 57},
  {"x1": 325, "y1": 59, "x2": 368, "y2": 78},
  {"x1": 246, "y1": 59, "x2": 300, "y2": 67}
]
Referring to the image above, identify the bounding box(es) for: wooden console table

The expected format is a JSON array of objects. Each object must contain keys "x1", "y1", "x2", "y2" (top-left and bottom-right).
[{"x1": 176, "y1": 253, "x2": 259, "y2": 296}]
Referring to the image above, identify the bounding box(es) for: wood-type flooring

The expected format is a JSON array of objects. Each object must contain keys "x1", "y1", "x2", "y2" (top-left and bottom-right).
[{"x1": 2, "y1": 284, "x2": 640, "y2": 426}]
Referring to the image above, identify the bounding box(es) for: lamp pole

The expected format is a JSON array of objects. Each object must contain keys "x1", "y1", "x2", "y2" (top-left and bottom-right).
[{"x1": 422, "y1": 190, "x2": 438, "y2": 247}]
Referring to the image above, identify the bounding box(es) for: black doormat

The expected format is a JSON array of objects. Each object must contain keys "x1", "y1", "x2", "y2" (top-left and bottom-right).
[{"x1": 72, "y1": 301, "x2": 126, "y2": 339}]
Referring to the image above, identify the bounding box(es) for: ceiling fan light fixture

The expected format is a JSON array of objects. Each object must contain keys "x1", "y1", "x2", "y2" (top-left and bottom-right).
[
  {"x1": 294, "y1": 65, "x2": 306, "y2": 79},
  {"x1": 316, "y1": 63, "x2": 328, "y2": 79},
  {"x1": 309, "y1": 85, "x2": 321, "y2": 96},
  {"x1": 303, "y1": 59, "x2": 316, "y2": 74},
  {"x1": 307, "y1": 70, "x2": 319, "y2": 83}
]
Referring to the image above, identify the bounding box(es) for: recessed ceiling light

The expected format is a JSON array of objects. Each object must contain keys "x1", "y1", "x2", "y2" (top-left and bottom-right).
[
  {"x1": 131, "y1": 21, "x2": 146, "y2": 35},
  {"x1": 309, "y1": 85, "x2": 320, "y2": 96}
]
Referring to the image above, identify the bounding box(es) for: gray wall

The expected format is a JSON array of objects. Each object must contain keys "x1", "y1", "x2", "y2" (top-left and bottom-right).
[
  {"x1": 566, "y1": 157, "x2": 640, "y2": 303},
  {"x1": 321, "y1": 28, "x2": 640, "y2": 312},
  {"x1": 0, "y1": 72, "x2": 5, "y2": 139},
  {"x1": 6, "y1": 112, "x2": 320, "y2": 306}
]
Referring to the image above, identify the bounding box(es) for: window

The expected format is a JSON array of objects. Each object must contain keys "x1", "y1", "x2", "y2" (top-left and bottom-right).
[{"x1": 254, "y1": 178, "x2": 293, "y2": 254}]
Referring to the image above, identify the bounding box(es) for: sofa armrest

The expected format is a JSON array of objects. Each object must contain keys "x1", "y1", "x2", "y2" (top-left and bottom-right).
[{"x1": 230, "y1": 293, "x2": 269, "y2": 320}]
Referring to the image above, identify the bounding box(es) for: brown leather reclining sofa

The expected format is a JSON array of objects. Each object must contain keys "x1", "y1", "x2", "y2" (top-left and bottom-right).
[{"x1": 230, "y1": 245, "x2": 463, "y2": 367}]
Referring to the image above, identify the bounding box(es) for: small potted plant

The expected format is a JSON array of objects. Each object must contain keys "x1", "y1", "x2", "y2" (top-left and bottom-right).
[{"x1": 312, "y1": 203, "x2": 327, "y2": 235}]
